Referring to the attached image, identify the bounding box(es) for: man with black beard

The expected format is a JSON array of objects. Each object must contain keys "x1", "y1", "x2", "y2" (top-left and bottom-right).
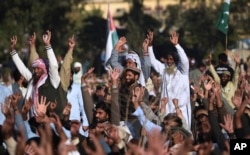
[
  {"x1": 9, "y1": 31, "x2": 62, "y2": 116},
  {"x1": 208, "y1": 53, "x2": 240, "y2": 109},
  {"x1": 119, "y1": 67, "x2": 143, "y2": 139}
]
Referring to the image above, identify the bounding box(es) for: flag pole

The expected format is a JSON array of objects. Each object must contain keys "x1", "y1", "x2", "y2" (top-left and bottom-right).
[{"x1": 225, "y1": 34, "x2": 228, "y2": 55}]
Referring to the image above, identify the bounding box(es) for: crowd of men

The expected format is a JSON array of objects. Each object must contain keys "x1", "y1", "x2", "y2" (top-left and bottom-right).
[{"x1": 0, "y1": 29, "x2": 250, "y2": 155}]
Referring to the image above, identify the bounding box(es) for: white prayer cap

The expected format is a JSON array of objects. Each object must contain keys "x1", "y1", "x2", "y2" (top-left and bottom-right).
[{"x1": 74, "y1": 62, "x2": 82, "y2": 68}]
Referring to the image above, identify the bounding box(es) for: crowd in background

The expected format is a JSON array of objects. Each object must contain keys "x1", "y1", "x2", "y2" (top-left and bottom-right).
[{"x1": 1, "y1": 29, "x2": 250, "y2": 155}]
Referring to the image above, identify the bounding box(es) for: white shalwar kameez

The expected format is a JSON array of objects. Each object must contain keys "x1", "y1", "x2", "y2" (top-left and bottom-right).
[{"x1": 148, "y1": 44, "x2": 191, "y2": 129}]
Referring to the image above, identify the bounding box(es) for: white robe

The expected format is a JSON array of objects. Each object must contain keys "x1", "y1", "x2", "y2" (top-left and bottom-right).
[{"x1": 148, "y1": 44, "x2": 191, "y2": 129}]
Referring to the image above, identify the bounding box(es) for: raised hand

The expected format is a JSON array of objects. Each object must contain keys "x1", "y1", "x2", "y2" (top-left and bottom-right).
[
  {"x1": 170, "y1": 32, "x2": 179, "y2": 45},
  {"x1": 147, "y1": 129, "x2": 169, "y2": 155},
  {"x1": 160, "y1": 97, "x2": 168, "y2": 107},
  {"x1": 232, "y1": 53, "x2": 240, "y2": 65},
  {"x1": 68, "y1": 35, "x2": 75, "y2": 49},
  {"x1": 50, "y1": 112, "x2": 68, "y2": 142},
  {"x1": 10, "y1": 35, "x2": 17, "y2": 51},
  {"x1": 10, "y1": 92, "x2": 22, "y2": 110},
  {"x1": 104, "y1": 125, "x2": 122, "y2": 145},
  {"x1": 114, "y1": 36, "x2": 127, "y2": 53},
  {"x1": 212, "y1": 81, "x2": 221, "y2": 94},
  {"x1": 219, "y1": 114, "x2": 234, "y2": 134},
  {"x1": 83, "y1": 133, "x2": 105, "y2": 155},
  {"x1": 172, "y1": 98, "x2": 179, "y2": 108},
  {"x1": 142, "y1": 38, "x2": 149, "y2": 54},
  {"x1": 57, "y1": 140, "x2": 78, "y2": 155},
  {"x1": 132, "y1": 86, "x2": 145, "y2": 103},
  {"x1": 29, "y1": 32, "x2": 36, "y2": 47},
  {"x1": 16, "y1": 127, "x2": 26, "y2": 155},
  {"x1": 204, "y1": 80, "x2": 213, "y2": 91},
  {"x1": 1, "y1": 96, "x2": 12, "y2": 118},
  {"x1": 42, "y1": 30, "x2": 51, "y2": 46},
  {"x1": 147, "y1": 29, "x2": 154, "y2": 46},
  {"x1": 109, "y1": 67, "x2": 120, "y2": 85},
  {"x1": 197, "y1": 87, "x2": 205, "y2": 99},
  {"x1": 35, "y1": 96, "x2": 50, "y2": 116},
  {"x1": 231, "y1": 89, "x2": 243, "y2": 109},
  {"x1": 81, "y1": 67, "x2": 95, "y2": 84},
  {"x1": 30, "y1": 123, "x2": 53, "y2": 155},
  {"x1": 24, "y1": 145, "x2": 36, "y2": 155},
  {"x1": 22, "y1": 98, "x2": 32, "y2": 120},
  {"x1": 132, "y1": 86, "x2": 145, "y2": 109},
  {"x1": 1, "y1": 97, "x2": 14, "y2": 139},
  {"x1": 62, "y1": 103, "x2": 71, "y2": 118}
]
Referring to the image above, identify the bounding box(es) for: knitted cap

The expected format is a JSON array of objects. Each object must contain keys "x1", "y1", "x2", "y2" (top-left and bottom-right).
[{"x1": 125, "y1": 67, "x2": 140, "y2": 76}]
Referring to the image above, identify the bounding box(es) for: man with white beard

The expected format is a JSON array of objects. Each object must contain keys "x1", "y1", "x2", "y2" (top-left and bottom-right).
[{"x1": 147, "y1": 31, "x2": 191, "y2": 129}]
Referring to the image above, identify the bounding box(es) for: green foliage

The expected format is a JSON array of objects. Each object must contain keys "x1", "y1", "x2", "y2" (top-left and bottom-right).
[
  {"x1": 0, "y1": 0, "x2": 248, "y2": 71},
  {"x1": 0, "y1": 0, "x2": 73, "y2": 66},
  {"x1": 123, "y1": 0, "x2": 161, "y2": 54},
  {"x1": 162, "y1": 2, "x2": 240, "y2": 62}
]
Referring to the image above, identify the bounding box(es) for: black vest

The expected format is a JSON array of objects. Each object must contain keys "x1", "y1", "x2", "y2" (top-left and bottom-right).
[{"x1": 38, "y1": 78, "x2": 67, "y2": 116}]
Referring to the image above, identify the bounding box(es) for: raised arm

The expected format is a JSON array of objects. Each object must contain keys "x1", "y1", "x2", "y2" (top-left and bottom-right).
[
  {"x1": 207, "y1": 55, "x2": 220, "y2": 83},
  {"x1": 42, "y1": 30, "x2": 60, "y2": 89},
  {"x1": 28, "y1": 32, "x2": 39, "y2": 65},
  {"x1": 109, "y1": 67, "x2": 121, "y2": 125},
  {"x1": 231, "y1": 54, "x2": 240, "y2": 87},
  {"x1": 141, "y1": 34, "x2": 152, "y2": 81},
  {"x1": 147, "y1": 31, "x2": 165, "y2": 75},
  {"x1": 77, "y1": 85, "x2": 89, "y2": 130},
  {"x1": 60, "y1": 35, "x2": 75, "y2": 91},
  {"x1": 170, "y1": 32, "x2": 189, "y2": 74},
  {"x1": 81, "y1": 67, "x2": 95, "y2": 124},
  {"x1": 10, "y1": 36, "x2": 32, "y2": 81},
  {"x1": 106, "y1": 37, "x2": 127, "y2": 72}
]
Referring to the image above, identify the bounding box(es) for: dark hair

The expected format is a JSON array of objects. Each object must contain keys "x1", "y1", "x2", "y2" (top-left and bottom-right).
[
  {"x1": 197, "y1": 132, "x2": 212, "y2": 143},
  {"x1": 166, "y1": 51, "x2": 179, "y2": 64},
  {"x1": 95, "y1": 101, "x2": 111, "y2": 117},
  {"x1": 26, "y1": 137, "x2": 41, "y2": 145},
  {"x1": 13, "y1": 69, "x2": 22, "y2": 82},
  {"x1": 218, "y1": 53, "x2": 228, "y2": 62},
  {"x1": 193, "y1": 106, "x2": 207, "y2": 119},
  {"x1": 163, "y1": 113, "x2": 183, "y2": 127},
  {"x1": 28, "y1": 117, "x2": 40, "y2": 134},
  {"x1": 149, "y1": 95, "x2": 160, "y2": 105},
  {"x1": 88, "y1": 122, "x2": 97, "y2": 129},
  {"x1": 197, "y1": 62, "x2": 206, "y2": 68},
  {"x1": 150, "y1": 67, "x2": 160, "y2": 77}
]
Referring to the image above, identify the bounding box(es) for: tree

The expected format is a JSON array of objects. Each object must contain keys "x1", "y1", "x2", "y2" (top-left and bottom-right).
[
  {"x1": 122, "y1": 0, "x2": 161, "y2": 54},
  {"x1": 161, "y1": 2, "x2": 239, "y2": 63}
]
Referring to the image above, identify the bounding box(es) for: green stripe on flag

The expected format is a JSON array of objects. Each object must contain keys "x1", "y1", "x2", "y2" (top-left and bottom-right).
[
  {"x1": 111, "y1": 31, "x2": 118, "y2": 47},
  {"x1": 216, "y1": 0, "x2": 230, "y2": 34}
]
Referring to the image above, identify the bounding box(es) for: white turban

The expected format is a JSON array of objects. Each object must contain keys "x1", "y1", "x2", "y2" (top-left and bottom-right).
[{"x1": 126, "y1": 52, "x2": 145, "y2": 87}]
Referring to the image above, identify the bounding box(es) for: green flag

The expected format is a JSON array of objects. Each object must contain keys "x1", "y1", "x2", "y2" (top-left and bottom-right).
[{"x1": 216, "y1": 0, "x2": 230, "y2": 34}]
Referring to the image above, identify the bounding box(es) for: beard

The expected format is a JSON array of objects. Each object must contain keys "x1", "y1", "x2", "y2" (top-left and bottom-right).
[
  {"x1": 165, "y1": 64, "x2": 177, "y2": 75},
  {"x1": 125, "y1": 79, "x2": 136, "y2": 87},
  {"x1": 33, "y1": 74, "x2": 41, "y2": 85},
  {"x1": 221, "y1": 80, "x2": 228, "y2": 87},
  {"x1": 22, "y1": 80, "x2": 28, "y2": 88}
]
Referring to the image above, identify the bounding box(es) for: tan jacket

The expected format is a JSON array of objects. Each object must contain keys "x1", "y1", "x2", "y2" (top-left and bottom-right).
[{"x1": 209, "y1": 64, "x2": 239, "y2": 109}]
